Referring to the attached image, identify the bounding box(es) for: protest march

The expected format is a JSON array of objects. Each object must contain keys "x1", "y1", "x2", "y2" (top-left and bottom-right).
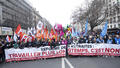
[
  {"x1": 1, "y1": 0, "x2": 120, "y2": 68},
  {"x1": 0, "y1": 21, "x2": 120, "y2": 62}
]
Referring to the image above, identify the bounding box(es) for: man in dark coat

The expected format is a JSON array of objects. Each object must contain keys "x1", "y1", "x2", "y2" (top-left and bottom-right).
[{"x1": 79, "y1": 36, "x2": 86, "y2": 43}]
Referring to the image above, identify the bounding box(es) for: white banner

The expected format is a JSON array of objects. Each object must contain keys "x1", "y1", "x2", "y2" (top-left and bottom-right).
[
  {"x1": 1, "y1": 27, "x2": 13, "y2": 35},
  {"x1": 68, "y1": 43, "x2": 120, "y2": 56},
  {"x1": 5, "y1": 45, "x2": 66, "y2": 62},
  {"x1": 5, "y1": 44, "x2": 120, "y2": 62}
]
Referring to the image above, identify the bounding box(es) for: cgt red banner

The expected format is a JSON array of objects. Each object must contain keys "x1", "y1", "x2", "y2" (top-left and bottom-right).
[
  {"x1": 5, "y1": 45, "x2": 66, "y2": 62},
  {"x1": 68, "y1": 44, "x2": 120, "y2": 56}
]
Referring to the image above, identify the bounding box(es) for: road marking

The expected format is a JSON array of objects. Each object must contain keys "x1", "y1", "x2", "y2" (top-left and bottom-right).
[
  {"x1": 62, "y1": 58, "x2": 65, "y2": 68},
  {"x1": 62, "y1": 58, "x2": 74, "y2": 68},
  {"x1": 64, "y1": 58, "x2": 74, "y2": 68}
]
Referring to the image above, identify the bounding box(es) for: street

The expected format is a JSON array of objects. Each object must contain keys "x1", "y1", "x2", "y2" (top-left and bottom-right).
[
  {"x1": 0, "y1": 0, "x2": 120, "y2": 68},
  {"x1": 0, "y1": 56, "x2": 120, "y2": 68}
]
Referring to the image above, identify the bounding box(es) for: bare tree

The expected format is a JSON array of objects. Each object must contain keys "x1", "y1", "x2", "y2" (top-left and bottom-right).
[{"x1": 72, "y1": 0, "x2": 107, "y2": 31}]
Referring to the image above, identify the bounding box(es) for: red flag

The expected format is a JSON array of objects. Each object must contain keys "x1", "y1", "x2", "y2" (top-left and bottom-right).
[
  {"x1": 31, "y1": 35, "x2": 35, "y2": 41},
  {"x1": 19, "y1": 32, "x2": 28, "y2": 42},
  {"x1": 27, "y1": 36, "x2": 32, "y2": 42},
  {"x1": 42, "y1": 25, "x2": 44, "y2": 29},
  {"x1": 20, "y1": 32, "x2": 24, "y2": 42},
  {"x1": 15, "y1": 24, "x2": 22, "y2": 35},
  {"x1": 44, "y1": 31, "x2": 48, "y2": 40},
  {"x1": 55, "y1": 32, "x2": 58, "y2": 41},
  {"x1": 44, "y1": 26, "x2": 48, "y2": 40},
  {"x1": 44, "y1": 26, "x2": 48, "y2": 32},
  {"x1": 51, "y1": 28, "x2": 54, "y2": 35}
]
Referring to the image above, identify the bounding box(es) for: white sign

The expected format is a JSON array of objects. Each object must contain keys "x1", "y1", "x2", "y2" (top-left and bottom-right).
[{"x1": 1, "y1": 27, "x2": 13, "y2": 35}]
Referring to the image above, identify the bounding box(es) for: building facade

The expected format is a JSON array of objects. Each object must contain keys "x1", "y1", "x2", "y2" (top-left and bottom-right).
[
  {"x1": 0, "y1": 0, "x2": 34, "y2": 29},
  {"x1": 106, "y1": 0, "x2": 120, "y2": 29},
  {"x1": 0, "y1": 0, "x2": 52, "y2": 35},
  {"x1": 94, "y1": 0, "x2": 120, "y2": 32}
]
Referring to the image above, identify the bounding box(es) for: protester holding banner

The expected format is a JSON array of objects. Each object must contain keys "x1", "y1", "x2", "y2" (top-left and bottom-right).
[
  {"x1": 84, "y1": 36, "x2": 88, "y2": 43},
  {"x1": 114, "y1": 35, "x2": 120, "y2": 44},
  {"x1": 103, "y1": 35, "x2": 108, "y2": 43},
  {"x1": 50, "y1": 39, "x2": 56, "y2": 49},
  {"x1": 99, "y1": 37, "x2": 105, "y2": 43},
  {"x1": 88, "y1": 36, "x2": 94, "y2": 43},
  {"x1": 4, "y1": 41, "x2": 11, "y2": 49},
  {"x1": 19, "y1": 41, "x2": 25, "y2": 49},
  {"x1": 35, "y1": 39, "x2": 40, "y2": 48},
  {"x1": 79, "y1": 36, "x2": 86, "y2": 43},
  {"x1": 107, "y1": 36, "x2": 113, "y2": 44},
  {"x1": 61, "y1": 38, "x2": 67, "y2": 45},
  {"x1": 13, "y1": 42, "x2": 19, "y2": 49},
  {"x1": 42, "y1": 39, "x2": 46, "y2": 46},
  {"x1": 66, "y1": 36, "x2": 72, "y2": 45},
  {"x1": 93, "y1": 37, "x2": 98, "y2": 43},
  {"x1": 72, "y1": 37, "x2": 78, "y2": 44}
]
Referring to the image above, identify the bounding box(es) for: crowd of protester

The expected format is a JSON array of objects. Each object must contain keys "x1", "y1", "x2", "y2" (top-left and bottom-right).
[
  {"x1": 0, "y1": 33, "x2": 120, "y2": 62},
  {"x1": 73, "y1": 34, "x2": 120, "y2": 44},
  {"x1": 4, "y1": 34, "x2": 120, "y2": 48}
]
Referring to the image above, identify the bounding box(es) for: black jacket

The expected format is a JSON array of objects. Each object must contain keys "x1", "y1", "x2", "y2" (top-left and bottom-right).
[{"x1": 79, "y1": 38, "x2": 86, "y2": 43}]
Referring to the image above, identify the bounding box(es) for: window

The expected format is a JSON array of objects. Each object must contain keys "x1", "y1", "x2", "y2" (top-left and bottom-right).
[
  {"x1": 109, "y1": 19, "x2": 110, "y2": 23},
  {"x1": 109, "y1": 4, "x2": 111, "y2": 7},
  {"x1": 110, "y1": 25, "x2": 112, "y2": 28},
  {"x1": 106, "y1": 13, "x2": 108, "y2": 17},
  {"x1": 110, "y1": 18, "x2": 112, "y2": 23},
  {"x1": 118, "y1": 24, "x2": 120, "y2": 28},
  {"x1": 110, "y1": 9, "x2": 112, "y2": 15},
  {"x1": 113, "y1": 2, "x2": 115, "y2": 5},
  {"x1": 117, "y1": 0, "x2": 119, "y2": 2},
  {"x1": 109, "y1": 0, "x2": 111, "y2": 2},
  {"x1": 113, "y1": 17, "x2": 116, "y2": 22},
  {"x1": 106, "y1": 0, "x2": 108, "y2": 4},
  {"x1": 113, "y1": 10, "x2": 116, "y2": 15},
  {"x1": 114, "y1": 25, "x2": 116, "y2": 28},
  {"x1": 118, "y1": 16, "x2": 120, "y2": 22},
  {"x1": 118, "y1": 8, "x2": 120, "y2": 14}
]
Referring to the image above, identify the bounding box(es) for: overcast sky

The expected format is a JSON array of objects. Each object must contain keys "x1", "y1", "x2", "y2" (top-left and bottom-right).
[{"x1": 28, "y1": 0, "x2": 85, "y2": 27}]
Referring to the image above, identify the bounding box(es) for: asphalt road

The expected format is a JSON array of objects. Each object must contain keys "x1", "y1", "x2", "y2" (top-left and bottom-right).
[{"x1": 0, "y1": 56, "x2": 120, "y2": 68}]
